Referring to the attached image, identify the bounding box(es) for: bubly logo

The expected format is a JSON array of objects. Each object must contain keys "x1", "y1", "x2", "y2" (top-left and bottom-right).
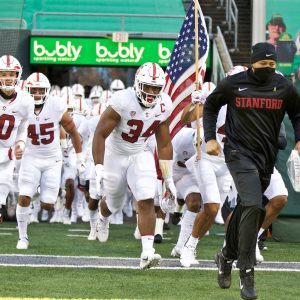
[
  {"x1": 158, "y1": 43, "x2": 171, "y2": 60},
  {"x1": 96, "y1": 42, "x2": 144, "y2": 62},
  {"x1": 34, "y1": 41, "x2": 82, "y2": 61}
]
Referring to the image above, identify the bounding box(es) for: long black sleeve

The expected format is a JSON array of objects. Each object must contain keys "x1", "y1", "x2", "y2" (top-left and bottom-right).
[{"x1": 286, "y1": 84, "x2": 300, "y2": 143}]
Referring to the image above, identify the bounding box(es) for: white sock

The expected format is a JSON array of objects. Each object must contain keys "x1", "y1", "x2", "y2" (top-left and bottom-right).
[
  {"x1": 16, "y1": 204, "x2": 30, "y2": 240},
  {"x1": 64, "y1": 208, "x2": 70, "y2": 217},
  {"x1": 257, "y1": 228, "x2": 265, "y2": 241},
  {"x1": 185, "y1": 235, "x2": 199, "y2": 248},
  {"x1": 99, "y1": 211, "x2": 109, "y2": 223},
  {"x1": 141, "y1": 235, "x2": 154, "y2": 255},
  {"x1": 176, "y1": 210, "x2": 197, "y2": 249},
  {"x1": 89, "y1": 209, "x2": 98, "y2": 229},
  {"x1": 223, "y1": 239, "x2": 226, "y2": 248},
  {"x1": 154, "y1": 218, "x2": 164, "y2": 236}
]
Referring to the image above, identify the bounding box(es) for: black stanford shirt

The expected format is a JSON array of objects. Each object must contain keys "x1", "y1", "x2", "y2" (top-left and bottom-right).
[{"x1": 203, "y1": 68, "x2": 300, "y2": 174}]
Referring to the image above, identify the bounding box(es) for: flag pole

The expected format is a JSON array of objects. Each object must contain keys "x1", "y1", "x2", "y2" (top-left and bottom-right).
[{"x1": 194, "y1": 0, "x2": 201, "y2": 160}]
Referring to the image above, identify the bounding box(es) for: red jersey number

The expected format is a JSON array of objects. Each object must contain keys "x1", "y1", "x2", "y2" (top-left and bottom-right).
[
  {"x1": 121, "y1": 120, "x2": 161, "y2": 143},
  {"x1": 28, "y1": 123, "x2": 55, "y2": 145},
  {"x1": 0, "y1": 114, "x2": 15, "y2": 140}
]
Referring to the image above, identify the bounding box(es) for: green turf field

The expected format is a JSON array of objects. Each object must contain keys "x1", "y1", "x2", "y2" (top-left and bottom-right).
[{"x1": 0, "y1": 221, "x2": 299, "y2": 299}]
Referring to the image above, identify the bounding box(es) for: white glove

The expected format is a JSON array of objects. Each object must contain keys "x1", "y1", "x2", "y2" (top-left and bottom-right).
[
  {"x1": 95, "y1": 164, "x2": 104, "y2": 196},
  {"x1": 191, "y1": 90, "x2": 207, "y2": 105},
  {"x1": 76, "y1": 153, "x2": 86, "y2": 175},
  {"x1": 160, "y1": 178, "x2": 177, "y2": 214}
]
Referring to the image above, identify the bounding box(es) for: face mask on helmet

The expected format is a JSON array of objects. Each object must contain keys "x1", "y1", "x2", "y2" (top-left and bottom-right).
[
  {"x1": 72, "y1": 83, "x2": 85, "y2": 99},
  {"x1": 26, "y1": 72, "x2": 50, "y2": 105},
  {"x1": 0, "y1": 55, "x2": 22, "y2": 92},
  {"x1": 134, "y1": 62, "x2": 165, "y2": 108}
]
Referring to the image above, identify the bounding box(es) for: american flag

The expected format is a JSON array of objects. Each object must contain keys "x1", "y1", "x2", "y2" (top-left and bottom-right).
[{"x1": 164, "y1": 0, "x2": 209, "y2": 138}]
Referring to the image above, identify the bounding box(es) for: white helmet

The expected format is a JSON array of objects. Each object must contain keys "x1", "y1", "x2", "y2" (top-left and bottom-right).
[
  {"x1": 26, "y1": 72, "x2": 51, "y2": 105},
  {"x1": 110, "y1": 79, "x2": 125, "y2": 93},
  {"x1": 0, "y1": 55, "x2": 22, "y2": 91},
  {"x1": 89, "y1": 89, "x2": 102, "y2": 105},
  {"x1": 73, "y1": 97, "x2": 89, "y2": 116},
  {"x1": 61, "y1": 86, "x2": 72, "y2": 97},
  {"x1": 72, "y1": 83, "x2": 85, "y2": 98},
  {"x1": 90, "y1": 85, "x2": 103, "y2": 97},
  {"x1": 134, "y1": 62, "x2": 165, "y2": 108},
  {"x1": 62, "y1": 93, "x2": 75, "y2": 115},
  {"x1": 201, "y1": 82, "x2": 216, "y2": 98},
  {"x1": 100, "y1": 90, "x2": 112, "y2": 104},
  {"x1": 226, "y1": 65, "x2": 248, "y2": 77},
  {"x1": 91, "y1": 102, "x2": 108, "y2": 116}
]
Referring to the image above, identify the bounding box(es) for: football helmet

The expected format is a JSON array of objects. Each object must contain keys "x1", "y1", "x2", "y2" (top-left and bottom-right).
[
  {"x1": 0, "y1": 55, "x2": 22, "y2": 91},
  {"x1": 201, "y1": 82, "x2": 216, "y2": 98},
  {"x1": 110, "y1": 79, "x2": 125, "y2": 93},
  {"x1": 100, "y1": 90, "x2": 112, "y2": 104},
  {"x1": 61, "y1": 86, "x2": 72, "y2": 97},
  {"x1": 90, "y1": 89, "x2": 102, "y2": 105},
  {"x1": 16, "y1": 79, "x2": 26, "y2": 92},
  {"x1": 225, "y1": 65, "x2": 248, "y2": 77},
  {"x1": 134, "y1": 62, "x2": 165, "y2": 108},
  {"x1": 72, "y1": 83, "x2": 85, "y2": 98},
  {"x1": 61, "y1": 92, "x2": 75, "y2": 115},
  {"x1": 26, "y1": 72, "x2": 51, "y2": 105}
]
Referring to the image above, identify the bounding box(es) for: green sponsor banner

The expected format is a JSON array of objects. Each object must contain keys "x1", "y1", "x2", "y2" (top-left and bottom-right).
[{"x1": 30, "y1": 36, "x2": 211, "y2": 67}]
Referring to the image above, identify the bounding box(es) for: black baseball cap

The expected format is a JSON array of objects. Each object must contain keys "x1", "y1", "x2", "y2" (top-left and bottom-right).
[{"x1": 251, "y1": 42, "x2": 277, "y2": 64}]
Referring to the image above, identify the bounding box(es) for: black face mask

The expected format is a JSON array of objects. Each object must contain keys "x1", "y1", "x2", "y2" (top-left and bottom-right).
[{"x1": 253, "y1": 67, "x2": 275, "y2": 82}]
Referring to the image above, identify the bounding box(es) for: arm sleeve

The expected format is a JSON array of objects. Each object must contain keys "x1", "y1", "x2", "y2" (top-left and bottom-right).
[
  {"x1": 203, "y1": 78, "x2": 231, "y2": 142},
  {"x1": 15, "y1": 118, "x2": 28, "y2": 143},
  {"x1": 286, "y1": 84, "x2": 300, "y2": 143}
]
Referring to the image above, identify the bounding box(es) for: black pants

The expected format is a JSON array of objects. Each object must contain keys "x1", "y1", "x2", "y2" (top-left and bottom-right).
[{"x1": 223, "y1": 152, "x2": 271, "y2": 270}]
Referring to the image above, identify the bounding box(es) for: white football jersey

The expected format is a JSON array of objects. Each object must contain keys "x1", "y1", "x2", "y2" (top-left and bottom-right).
[
  {"x1": 108, "y1": 88, "x2": 172, "y2": 155},
  {"x1": 0, "y1": 90, "x2": 34, "y2": 148},
  {"x1": 200, "y1": 105, "x2": 227, "y2": 160},
  {"x1": 173, "y1": 127, "x2": 196, "y2": 169},
  {"x1": 24, "y1": 95, "x2": 67, "y2": 157}
]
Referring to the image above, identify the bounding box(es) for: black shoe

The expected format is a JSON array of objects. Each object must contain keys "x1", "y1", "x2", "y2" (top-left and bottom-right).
[
  {"x1": 171, "y1": 212, "x2": 182, "y2": 225},
  {"x1": 215, "y1": 251, "x2": 233, "y2": 289},
  {"x1": 154, "y1": 234, "x2": 163, "y2": 243},
  {"x1": 240, "y1": 268, "x2": 257, "y2": 300},
  {"x1": 258, "y1": 240, "x2": 268, "y2": 251}
]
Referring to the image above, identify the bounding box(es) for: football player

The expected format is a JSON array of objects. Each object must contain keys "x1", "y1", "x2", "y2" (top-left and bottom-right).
[
  {"x1": 92, "y1": 62, "x2": 176, "y2": 269},
  {"x1": 16, "y1": 72, "x2": 85, "y2": 249},
  {"x1": 0, "y1": 55, "x2": 34, "y2": 223}
]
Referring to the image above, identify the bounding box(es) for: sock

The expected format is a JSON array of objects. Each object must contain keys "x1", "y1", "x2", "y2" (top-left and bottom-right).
[
  {"x1": 185, "y1": 235, "x2": 199, "y2": 248},
  {"x1": 257, "y1": 228, "x2": 264, "y2": 241},
  {"x1": 99, "y1": 211, "x2": 109, "y2": 223},
  {"x1": 222, "y1": 239, "x2": 226, "y2": 248},
  {"x1": 176, "y1": 210, "x2": 197, "y2": 249},
  {"x1": 64, "y1": 208, "x2": 70, "y2": 217},
  {"x1": 154, "y1": 218, "x2": 164, "y2": 236},
  {"x1": 89, "y1": 209, "x2": 98, "y2": 230},
  {"x1": 16, "y1": 204, "x2": 30, "y2": 240},
  {"x1": 141, "y1": 235, "x2": 154, "y2": 255}
]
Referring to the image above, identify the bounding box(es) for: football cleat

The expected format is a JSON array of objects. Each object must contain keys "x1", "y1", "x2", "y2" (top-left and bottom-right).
[
  {"x1": 154, "y1": 234, "x2": 163, "y2": 244},
  {"x1": 96, "y1": 218, "x2": 109, "y2": 242},
  {"x1": 215, "y1": 251, "x2": 233, "y2": 289},
  {"x1": 180, "y1": 245, "x2": 199, "y2": 268},
  {"x1": 171, "y1": 246, "x2": 182, "y2": 258},
  {"x1": 140, "y1": 252, "x2": 161, "y2": 270},
  {"x1": 63, "y1": 215, "x2": 71, "y2": 225},
  {"x1": 16, "y1": 238, "x2": 29, "y2": 250},
  {"x1": 88, "y1": 228, "x2": 97, "y2": 241},
  {"x1": 240, "y1": 268, "x2": 257, "y2": 300}
]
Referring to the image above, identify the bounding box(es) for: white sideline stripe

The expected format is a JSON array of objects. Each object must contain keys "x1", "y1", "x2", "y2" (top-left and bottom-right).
[
  {"x1": 0, "y1": 233, "x2": 12, "y2": 236},
  {"x1": 0, "y1": 263, "x2": 299, "y2": 272},
  {"x1": 68, "y1": 229, "x2": 90, "y2": 232},
  {"x1": 67, "y1": 234, "x2": 88, "y2": 238},
  {"x1": 0, "y1": 228, "x2": 17, "y2": 230},
  {"x1": 1, "y1": 254, "x2": 300, "y2": 266}
]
